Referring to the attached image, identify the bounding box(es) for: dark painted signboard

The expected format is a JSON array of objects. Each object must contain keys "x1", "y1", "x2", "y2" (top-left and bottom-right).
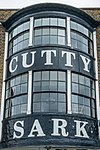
[{"x1": 1, "y1": 114, "x2": 99, "y2": 148}]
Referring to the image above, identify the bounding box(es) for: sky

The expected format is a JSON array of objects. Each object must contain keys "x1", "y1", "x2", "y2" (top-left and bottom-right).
[{"x1": 0, "y1": 0, "x2": 100, "y2": 9}]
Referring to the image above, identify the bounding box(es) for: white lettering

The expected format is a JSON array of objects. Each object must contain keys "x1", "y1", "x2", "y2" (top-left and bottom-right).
[
  {"x1": 80, "y1": 55, "x2": 90, "y2": 72},
  {"x1": 51, "y1": 119, "x2": 69, "y2": 137},
  {"x1": 74, "y1": 120, "x2": 89, "y2": 138},
  {"x1": 28, "y1": 119, "x2": 45, "y2": 137},
  {"x1": 41, "y1": 50, "x2": 56, "y2": 65},
  {"x1": 9, "y1": 56, "x2": 18, "y2": 73},
  {"x1": 13, "y1": 121, "x2": 24, "y2": 139},
  {"x1": 62, "y1": 51, "x2": 76, "y2": 67},
  {"x1": 22, "y1": 51, "x2": 36, "y2": 68}
]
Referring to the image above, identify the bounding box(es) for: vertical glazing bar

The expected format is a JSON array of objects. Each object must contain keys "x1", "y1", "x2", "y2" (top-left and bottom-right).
[
  {"x1": 67, "y1": 70, "x2": 72, "y2": 114},
  {"x1": 0, "y1": 32, "x2": 8, "y2": 141},
  {"x1": 67, "y1": 17, "x2": 71, "y2": 47},
  {"x1": 29, "y1": 17, "x2": 34, "y2": 47},
  {"x1": 27, "y1": 70, "x2": 32, "y2": 114},
  {"x1": 93, "y1": 31, "x2": 100, "y2": 139}
]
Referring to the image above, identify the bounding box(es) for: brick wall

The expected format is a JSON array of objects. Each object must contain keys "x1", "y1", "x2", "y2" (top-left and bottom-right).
[
  {"x1": 0, "y1": 8, "x2": 99, "y2": 108},
  {"x1": 0, "y1": 10, "x2": 17, "y2": 107}
]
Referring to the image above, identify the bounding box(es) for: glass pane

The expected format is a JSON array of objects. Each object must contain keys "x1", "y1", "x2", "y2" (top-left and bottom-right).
[
  {"x1": 34, "y1": 72, "x2": 41, "y2": 81},
  {"x1": 58, "y1": 36, "x2": 65, "y2": 45},
  {"x1": 21, "y1": 104, "x2": 27, "y2": 114},
  {"x1": 18, "y1": 42, "x2": 23, "y2": 51},
  {"x1": 23, "y1": 39, "x2": 28, "y2": 48},
  {"x1": 58, "y1": 103, "x2": 66, "y2": 112},
  {"x1": 58, "y1": 18, "x2": 65, "y2": 27},
  {"x1": 16, "y1": 76, "x2": 21, "y2": 85},
  {"x1": 50, "y1": 93, "x2": 57, "y2": 102},
  {"x1": 84, "y1": 98, "x2": 90, "y2": 106},
  {"x1": 33, "y1": 82, "x2": 41, "y2": 92},
  {"x1": 15, "y1": 85, "x2": 21, "y2": 95},
  {"x1": 34, "y1": 19, "x2": 41, "y2": 27},
  {"x1": 42, "y1": 28, "x2": 49, "y2": 35},
  {"x1": 33, "y1": 94, "x2": 41, "y2": 102},
  {"x1": 58, "y1": 82, "x2": 66, "y2": 91},
  {"x1": 21, "y1": 74, "x2": 28, "y2": 83},
  {"x1": 72, "y1": 83, "x2": 78, "y2": 93},
  {"x1": 72, "y1": 94, "x2": 78, "y2": 103},
  {"x1": 24, "y1": 32, "x2": 29, "y2": 40},
  {"x1": 13, "y1": 45, "x2": 18, "y2": 53},
  {"x1": 35, "y1": 36, "x2": 41, "y2": 45},
  {"x1": 85, "y1": 106, "x2": 90, "y2": 116},
  {"x1": 86, "y1": 87, "x2": 90, "y2": 97},
  {"x1": 79, "y1": 96, "x2": 84, "y2": 105},
  {"x1": 42, "y1": 71, "x2": 49, "y2": 80},
  {"x1": 33, "y1": 102, "x2": 41, "y2": 112},
  {"x1": 35, "y1": 29, "x2": 41, "y2": 36},
  {"x1": 58, "y1": 29, "x2": 65, "y2": 36},
  {"x1": 42, "y1": 81, "x2": 49, "y2": 91},
  {"x1": 50, "y1": 71, "x2": 57, "y2": 80},
  {"x1": 79, "y1": 75, "x2": 84, "y2": 84},
  {"x1": 50, "y1": 36, "x2": 57, "y2": 44},
  {"x1": 21, "y1": 83, "x2": 27, "y2": 93},
  {"x1": 42, "y1": 36, "x2": 49, "y2": 44},
  {"x1": 41, "y1": 102, "x2": 49, "y2": 112},
  {"x1": 85, "y1": 77, "x2": 90, "y2": 86},
  {"x1": 50, "y1": 81, "x2": 57, "y2": 91},
  {"x1": 72, "y1": 103, "x2": 78, "y2": 113},
  {"x1": 79, "y1": 104, "x2": 84, "y2": 114},
  {"x1": 58, "y1": 93, "x2": 66, "y2": 102},
  {"x1": 42, "y1": 18, "x2": 49, "y2": 26},
  {"x1": 50, "y1": 101, "x2": 57, "y2": 112},
  {"x1": 79, "y1": 85, "x2": 85, "y2": 95},
  {"x1": 24, "y1": 22, "x2": 29, "y2": 30},
  {"x1": 21, "y1": 95, "x2": 27, "y2": 104},
  {"x1": 72, "y1": 73, "x2": 78, "y2": 83},
  {"x1": 71, "y1": 21, "x2": 77, "y2": 30},
  {"x1": 71, "y1": 39, "x2": 77, "y2": 48},
  {"x1": 58, "y1": 72, "x2": 66, "y2": 81},
  {"x1": 41, "y1": 93, "x2": 49, "y2": 101},
  {"x1": 50, "y1": 28, "x2": 57, "y2": 35},
  {"x1": 50, "y1": 18, "x2": 57, "y2": 26}
]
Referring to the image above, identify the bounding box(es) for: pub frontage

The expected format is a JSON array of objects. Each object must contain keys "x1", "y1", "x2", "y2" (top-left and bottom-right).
[{"x1": 0, "y1": 3, "x2": 100, "y2": 150}]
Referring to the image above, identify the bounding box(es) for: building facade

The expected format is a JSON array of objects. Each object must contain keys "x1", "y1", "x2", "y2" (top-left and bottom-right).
[{"x1": 0, "y1": 3, "x2": 100, "y2": 150}]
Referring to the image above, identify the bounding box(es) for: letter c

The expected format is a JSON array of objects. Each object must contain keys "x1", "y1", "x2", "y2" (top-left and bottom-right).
[{"x1": 9, "y1": 56, "x2": 18, "y2": 73}]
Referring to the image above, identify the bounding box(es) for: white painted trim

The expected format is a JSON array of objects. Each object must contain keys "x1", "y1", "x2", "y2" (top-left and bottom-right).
[
  {"x1": 93, "y1": 31, "x2": 100, "y2": 120},
  {"x1": 93, "y1": 31, "x2": 100, "y2": 140},
  {"x1": 27, "y1": 70, "x2": 32, "y2": 114},
  {"x1": 0, "y1": 32, "x2": 8, "y2": 141},
  {"x1": 29, "y1": 17, "x2": 34, "y2": 47},
  {"x1": 67, "y1": 70, "x2": 72, "y2": 114},
  {"x1": 67, "y1": 17, "x2": 71, "y2": 47}
]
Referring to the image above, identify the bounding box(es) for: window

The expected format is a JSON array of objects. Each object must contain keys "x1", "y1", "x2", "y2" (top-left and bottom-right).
[
  {"x1": 71, "y1": 73, "x2": 96, "y2": 118},
  {"x1": 5, "y1": 73, "x2": 28, "y2": 118},
  {"x1": 34, "y1": 17, "x2": 66, "y2": 46},
  {"x1": 71, "y1": 21, "x2": 93, "y2": 56},
  {"x1": 32, "y1": 71, "x2": 67, "y2": 113},
  {"x1": 8, "y1": 21, "x2": 29, "y2": 56}
]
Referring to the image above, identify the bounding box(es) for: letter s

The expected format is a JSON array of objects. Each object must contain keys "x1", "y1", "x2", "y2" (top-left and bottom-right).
[{"x1": 13, "y1": 121, "x2": 24, "y2": 139}]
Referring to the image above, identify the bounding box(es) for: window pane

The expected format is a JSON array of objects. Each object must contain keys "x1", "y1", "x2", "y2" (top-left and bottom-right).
[
  {"x1": 42, "y1": 71, "x2": 49, "y2": 80},
  {"x1": 58, "y1": 103, "x2": 66, "y2": 112},
  {"x1": 50, "y1": 36, "x2": 57, "y2": 44},
  {"x1": 42, "y1": 36, "x2": 49, "y2": 44},
  {"x1": 50, "y1": 28, "x2": 57, "y2": 35},
  {"x1": 50, "y1": 101, "x2": 57, "y2": 112},
  {"x1": 35, "y1": 36, "x2": 41, "y2": 45},
  {"x1": 33, "y1": 82, "x2": 41, "y2": 92},
  {"x1": 41, "y1": 102, "x2": 49, "y2": 112},
  {"x1": 72, "y1": 94, "x2": 78, "y2": 103},
  {"x1": 50, "y1": 93, "x2": 57, "y2": 102},
  {"x1": 50, "y1": 71, "x2": 57, "y2": 80},
  {"x1": 58, "y1": 93, "x2": 66, "y2": 102},
  {"x1": 58, "y1": 82, "x2": 66, "y2": 91},
  {"x1": 50, "y1": 81, "x2": 57, "y2": 91},
  {"x1": 58, "y1": 36, "x2": 65, "y2": 45},
  {"x1": 33, "y1": 103, "x2": 41, "y2": 112},
  {"x1": 72, "y1": 104, "x2": 78, "y2": 113},
  {"x1": 50, "y1": 18, "x2": 57, "y2": 26},
  {"x1": 42, "y1": 81, "x2": 49, "y2": 91},
  {"x1": 35, "y1": 19, "x2": 41, "y2": 27},
  {"x1": 42, "y1": 28, "x2": 49, "y2": 35},
  {"x1": 58, "y1": 29, "x2": 65, "y2": 36},
  {"x1": 42, "y1": 18, "x2": 49, "y2": 26},
  {"x1": 33, "y1": 94, "x2": 41, "y2": 102},
  {"x1": 72, "y1": 73, "x2": 78, "y2": 82},
  {"x1": 34, "y1": 72, "x2": 41, "y2": 81},
  {"x1": 58, "y1": 18, "x2": 65, "y2": 27},
  {"x1": 41, "y1": 93, "x2": 49, "y2": 101},
  {"x1": 72, "y1": 83, "x2": 78, "y2": 93},
  {"x1": 58, "y1": 72, "x2": 65, "y2": 81},
  {"x1": 35, "y1": 29, "x2": 41, "y2": 36}
]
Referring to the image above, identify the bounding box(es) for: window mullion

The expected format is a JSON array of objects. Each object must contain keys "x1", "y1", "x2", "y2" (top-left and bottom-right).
[
  {"x1": 67, "y1": 70, "x2": 72, "y2": 114},
  {"x1": 29, "y1": 17, "x2": 34, "y2": 46},
  {"x1": 27, "y1": 70, "x2": 32, "y2": 114},
  {"x1": 67, "y1": 17, "x2": 71, "y2": 47}
]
